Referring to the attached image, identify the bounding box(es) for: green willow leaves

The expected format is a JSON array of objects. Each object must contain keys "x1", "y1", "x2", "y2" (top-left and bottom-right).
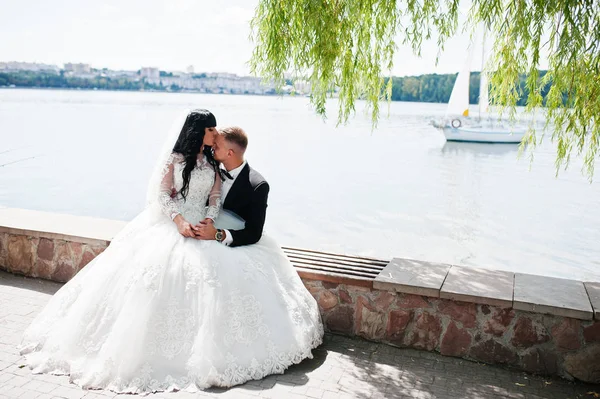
[{"x1": 250, "y1": 0, "x2": 600, "y2": 179}]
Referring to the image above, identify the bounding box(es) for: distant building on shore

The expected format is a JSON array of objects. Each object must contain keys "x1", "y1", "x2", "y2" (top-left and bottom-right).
[
  {"x1": 102, "y1": 69, "x2": 139, "y2": 79},
  {"x1": 64, "y1": 63, "x2": 91, "y2": 74},
  {"x1": 140, "y1": 67, "x2": 160, "y2": 80},
  {"x1": 144, "y1": 71, "x2": 270, "y2": 94},
  {"x1": 0, "y1": 61, "x2": 307, "y2": 97},
  {"x1": 0, "y1": 61, "x2": 60, "y2": 73}
]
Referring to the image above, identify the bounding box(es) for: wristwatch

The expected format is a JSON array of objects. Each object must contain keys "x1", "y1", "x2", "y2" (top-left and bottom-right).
[{"x1": 215, "y1": 229, "x2": 225, "y2": 242}]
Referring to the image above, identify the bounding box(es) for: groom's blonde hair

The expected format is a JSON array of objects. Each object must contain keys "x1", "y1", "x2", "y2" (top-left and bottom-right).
[{"x1": 219, "y1": 126, "x2": 248, "y2": 152}]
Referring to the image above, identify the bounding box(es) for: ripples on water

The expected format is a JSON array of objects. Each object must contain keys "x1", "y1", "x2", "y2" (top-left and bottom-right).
[{"x1": 1, "y1": 89, "x2": 598, "y2": 281}]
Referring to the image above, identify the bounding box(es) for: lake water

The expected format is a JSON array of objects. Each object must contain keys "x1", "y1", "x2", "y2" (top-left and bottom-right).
[{"x1": 1, "y1": 88, "x2": 599, "y2": 281}]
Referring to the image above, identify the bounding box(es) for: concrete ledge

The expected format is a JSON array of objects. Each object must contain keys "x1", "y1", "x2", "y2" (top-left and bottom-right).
[
  {"x1": 373, "y1": 258, "x2": 451, "y2": 297},
  {"x1": 0, "y1": 207, "x2": 126, "y2": 245},
  {"x1": 514, "y1": 274, "x2": 594, "y2": 320},
  {"x1": 585, "y1": 282, "x2": 600, "y2": 320},
  {"x1": 440, "y1": 266, "x2": 514, "y2": 308}
]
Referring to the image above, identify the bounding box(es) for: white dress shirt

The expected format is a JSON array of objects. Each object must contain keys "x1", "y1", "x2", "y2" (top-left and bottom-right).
[{"x1": 219, "y1": 161, "x2": 247, "y2": 246}]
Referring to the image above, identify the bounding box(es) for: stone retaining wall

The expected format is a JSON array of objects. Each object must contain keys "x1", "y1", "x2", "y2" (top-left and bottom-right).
[
  {"x1": 304, "y1": 279, "x2": 600, "y2": 383},
  {"x1": 0, "y1": 233, "x2": 107, "y2": 282},
  {"x1": 1, "y1": 208, "x2": 599, "y2": 384},
  {"x1": 0, "y1": 208, "x2": 119, "y2": 283}
]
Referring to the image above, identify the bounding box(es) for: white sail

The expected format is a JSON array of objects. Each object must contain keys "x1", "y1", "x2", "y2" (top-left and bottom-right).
[
  {"x1": 478, "y1": 30, "x2": 489, "y2": 117},
  {"x1": 447, "y1": 41, "x2": 474, "y2": 117},
  {"x1": 479, "y1": 71, "x2": 489, "y2": 116}
]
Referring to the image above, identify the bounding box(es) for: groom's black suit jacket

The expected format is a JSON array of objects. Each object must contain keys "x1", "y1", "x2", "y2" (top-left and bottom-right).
[{"x1": 222, "y1": 163, "x2": 269, "y2": 247}]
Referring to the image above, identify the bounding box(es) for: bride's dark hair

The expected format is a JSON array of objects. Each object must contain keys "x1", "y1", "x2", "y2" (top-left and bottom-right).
[{"x1": 172, "y1": 109, "x2": 219, "y2": 200}]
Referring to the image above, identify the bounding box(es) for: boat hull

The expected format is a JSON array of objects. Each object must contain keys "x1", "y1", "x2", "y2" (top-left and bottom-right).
[{"x1": 442, "y1": 126, "x2": 526, "y2": 143}]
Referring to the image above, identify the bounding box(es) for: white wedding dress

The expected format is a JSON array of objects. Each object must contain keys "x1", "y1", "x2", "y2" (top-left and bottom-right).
[{"x1": 20, "y1": 152, "x2": 324, "y2": 394}]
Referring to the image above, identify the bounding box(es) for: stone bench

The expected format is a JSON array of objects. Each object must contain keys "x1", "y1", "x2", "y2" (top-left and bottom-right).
[
  {"x1": 282, "y1": 246, "x2": 387, "y2": 287},
  {"x1": 1, "y1": 207, "x2": 599, "y2": 383}
]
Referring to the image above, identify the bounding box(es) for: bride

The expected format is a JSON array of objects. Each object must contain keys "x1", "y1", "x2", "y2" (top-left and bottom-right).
[{"x1": 19, "y1": 109, "x2": 324, "y2": 394}]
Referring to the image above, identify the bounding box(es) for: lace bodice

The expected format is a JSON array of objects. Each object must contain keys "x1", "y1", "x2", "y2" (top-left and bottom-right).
[{"x1": 158, "y1": 153, "x2": 221, "y2": 224}]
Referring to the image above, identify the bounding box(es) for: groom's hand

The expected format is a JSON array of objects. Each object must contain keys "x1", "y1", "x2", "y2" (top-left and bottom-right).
[{"x1": 193, "y1": 220, "x2": 217, "y2": 240}]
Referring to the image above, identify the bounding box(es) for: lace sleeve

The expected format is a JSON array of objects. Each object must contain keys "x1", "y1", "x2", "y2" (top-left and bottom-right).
[
  {"x1": 158, "y1": 154, "x2": 181, "y2": 219},
  {"x1": 206, "y1": 169, "x2": 221, "y2": 220}
]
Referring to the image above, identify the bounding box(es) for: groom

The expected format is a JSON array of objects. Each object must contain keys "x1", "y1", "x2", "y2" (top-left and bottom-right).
[{"x1": 194, "y1": 126, "x2": 269, "y2": 247}]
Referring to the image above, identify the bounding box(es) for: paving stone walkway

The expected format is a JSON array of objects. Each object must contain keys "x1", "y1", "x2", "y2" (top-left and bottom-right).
[{"x1": 0, "y1": 271, "x2": 597, "y2": 399}]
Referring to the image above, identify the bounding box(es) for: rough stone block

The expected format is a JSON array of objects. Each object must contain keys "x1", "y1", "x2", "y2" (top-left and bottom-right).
[
  {"x1": 0, "y1": 232, "x2": 8, "y2": 267},
  {"x1": 511, "y1": 316, "x2": 550, "y2": 348},
  {"x1": 395, "y1": 293, "x2": 431, "y2": 310},
  {"x1": 374, "y1": 291, "x2": 396, "y2": 311},
  {"x1": 36, "y1": 238, "x2": 54, "y2": 261},
  {"x1": 469, "y1": 339, "x2": 517, "y2": 365},
  {"x1": 551, "y1": 318, "x2": 582, "y2": 352},
  {"x1": 482, "y1": 307, "x2": 515, "y2": 337},
  {"x1": 440, "y1": 321, "x2": 471, "y2": 357},
  {"x1": 52, "y1": 242, "x2": 76, "y2": 282},
  {"x1": 583, "y1": 321, "x2": 600, "y2": 343},
  {"x1": 564, "y1": 345, "x2": 600, "y2": 383},
  {"x1": 386, "y1": 309, "x2": 412, "y2": 343},
  {"x1": 339, "y1": 289, "x2": 353, "y2": 304},
  {"x1": 318, "y1": 290, "x2": 338, "y2": 311},
  {"x1": 357, "y1": 306, "x2": 386, "y2": 340},
  {"x1": 33, "y1": 258, "x2": 55, "y2": 280},
  {"x1": 325, "y1": 305, "x2": 354, "y2": 334},
  {"x1": 7, "y1": 235, "x2": 34, "y2": 275},
  {"x1": 521, "y1": 348, "x2": 558, "y2": 375},
  {"x1": 409, "y1": 312, "x2": 442, "y2": 351},
  {"x1": 438, "y1": 300, "x2": 478, "y2": 328},
  {"x1": 77, "y1": 248, "x2": 96, "y2": 271}
]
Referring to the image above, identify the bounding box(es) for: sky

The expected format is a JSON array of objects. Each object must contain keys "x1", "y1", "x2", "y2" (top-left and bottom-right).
[{"x1": 0, "y1": 0, "x2": 545, "y2": 77}]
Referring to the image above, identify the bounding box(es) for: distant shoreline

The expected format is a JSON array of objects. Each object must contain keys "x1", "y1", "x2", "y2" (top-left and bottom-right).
[
  {"x1": 0, "y1": 85, "x2": 294, "y2": 97},
  {"x1": 0, "y1": 68, "x2": 544, "y2": 106},
  {"x1": 0, "y1": 86, "x2": 449, "y2": 105},
  {"x1": 0, "y1": 85, "x2": 291, "y2": 97}
]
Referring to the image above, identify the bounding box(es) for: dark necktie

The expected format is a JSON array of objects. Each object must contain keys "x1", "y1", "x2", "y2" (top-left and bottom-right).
[{"x1": 220, "y1": 169, "x2": 233, "y2": 180}]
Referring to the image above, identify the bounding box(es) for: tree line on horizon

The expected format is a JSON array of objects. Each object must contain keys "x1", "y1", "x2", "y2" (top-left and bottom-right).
[
  {"x1": 0, "y1": 70, "x2": 548, "y2": 106},
  {"x1": 0, "y1": 71, "x2": 161, "y2": 92},
  {"x1": 387, "y1": 71, "x2": 550, "y2": 106}
]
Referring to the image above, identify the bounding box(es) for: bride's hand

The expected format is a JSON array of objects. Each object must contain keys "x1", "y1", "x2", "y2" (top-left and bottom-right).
[{"x1": 173, "y1": 215, "x2": 195, "y2": 238}]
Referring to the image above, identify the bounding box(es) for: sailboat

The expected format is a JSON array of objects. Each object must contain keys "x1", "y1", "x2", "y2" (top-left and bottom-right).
[{"x1": 434, "y1": 31, "x2": 527, "y2": 143}]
